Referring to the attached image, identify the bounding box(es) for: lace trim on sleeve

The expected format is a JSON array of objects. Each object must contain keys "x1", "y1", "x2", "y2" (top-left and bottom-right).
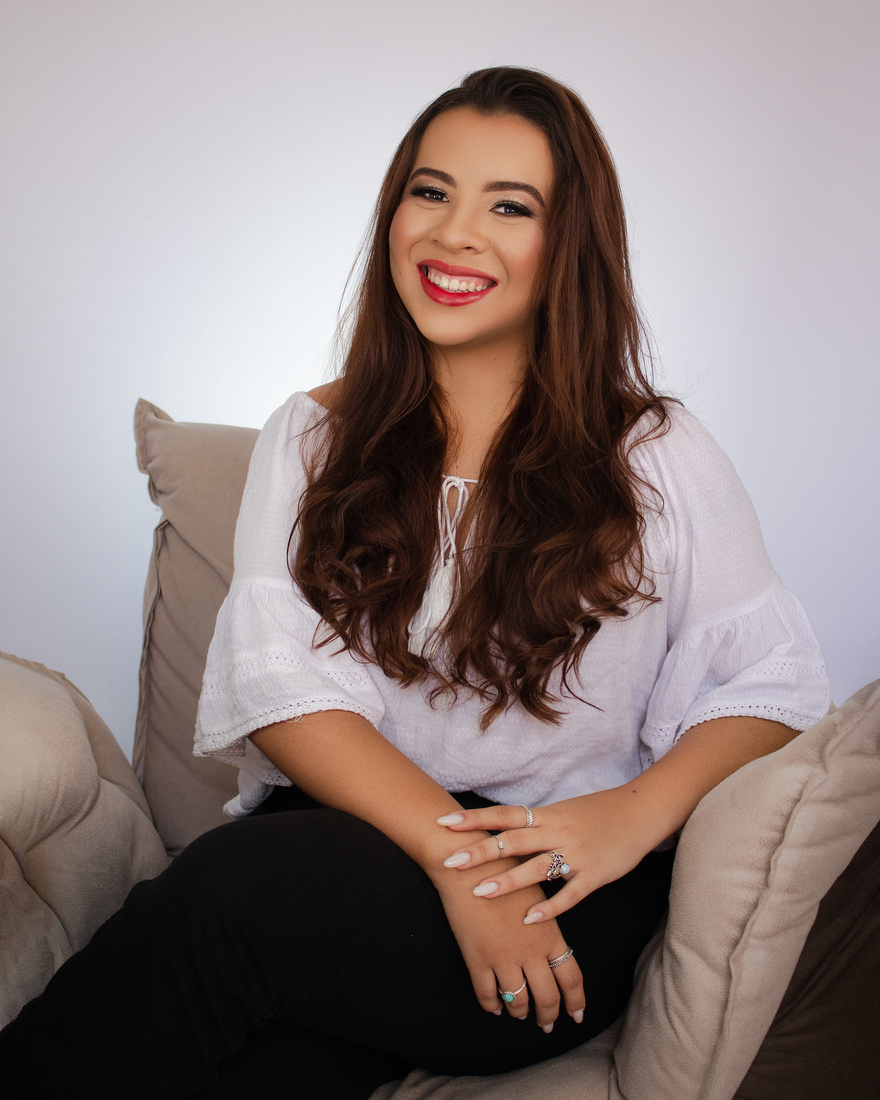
[
  {"x1": 194, "y1": 580, "x2": 386, "y2": 769},
  {"x1": 639, "y1": 588, "x2": 832, "y2": 766}
]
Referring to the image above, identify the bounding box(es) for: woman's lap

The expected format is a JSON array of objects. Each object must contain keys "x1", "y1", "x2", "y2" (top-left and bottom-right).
[
  {"x1": 247, "y1": 784, "x2": 672, "y2": 1071},
  {"x1": 0, "y1": 787, "x2": 672, "y2": 1097}
]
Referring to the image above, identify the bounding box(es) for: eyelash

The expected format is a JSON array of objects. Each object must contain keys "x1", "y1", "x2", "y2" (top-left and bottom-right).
[{"x1": 408, "y1": 185, "x2": 534, "y2": 218}]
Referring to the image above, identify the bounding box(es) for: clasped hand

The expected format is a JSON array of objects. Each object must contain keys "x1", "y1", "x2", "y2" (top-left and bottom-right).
[
  {"x1": 438, "y1": 786, "x2": 661, "y2": 926},
  {"x1": 432, "y1": 787, "x2": 664, "y2": 1029}
]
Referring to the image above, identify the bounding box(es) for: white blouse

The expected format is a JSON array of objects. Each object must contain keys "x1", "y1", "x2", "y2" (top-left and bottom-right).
[{"x1": 195, "y1": 392, "x2": 832, "y2": 817}]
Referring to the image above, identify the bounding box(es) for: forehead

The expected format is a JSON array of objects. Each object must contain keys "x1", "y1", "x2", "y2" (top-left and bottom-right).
[{"x1": 413, "y1": 108, "x2": 553, "y2": 192}]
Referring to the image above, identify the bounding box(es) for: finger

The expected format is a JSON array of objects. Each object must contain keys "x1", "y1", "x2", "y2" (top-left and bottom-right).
[
  {"x1": 472, "y1": 852, "x2": 578, "y2": 899},
  {"x1": 470, "y1": 966, "x2": 505, "y2": 1015},
  {"x1": 444, "y1": 826, "x2": 551, "y2": 871},
  {"x1": 495, "y1": 972, "x2": 529, "y2": 1020},
  {"x1": 523, "y1": 963, "x2": 561, "y2": 1031},
  {"x1": 551, "y1": 954, "x2": 585, "y2": 1024},
  {"x1": 444, "y1": 832, "x2": 514, "y2": 870},
  {"x1": 523, "y1": 882, "x2": 587, "y2": 924},
  {"x1": 437, "y1": 804, "x2": 536, "y2": 833}
]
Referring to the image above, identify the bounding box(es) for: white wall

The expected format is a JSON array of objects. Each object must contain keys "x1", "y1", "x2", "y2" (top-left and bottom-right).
[{"x1": 1, "y1": 0, "x2": 877, "y2": 760}]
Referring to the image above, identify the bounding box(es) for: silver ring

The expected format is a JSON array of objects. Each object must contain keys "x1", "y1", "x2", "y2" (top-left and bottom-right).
[
  {"x1": 520, "y1": 805, "x2": 534, "y2": 829},
  {"x1": 548, "y1": 946, "x2": 574, "y2": 968},
  {"x1": 495, "y1": 835, "x2": 505, "y2": 855},
  {"x1": 498, "y1": 979, "x2": 527, "y2": 1003},
  {"x1": 545, "y1": 851, "x2": 571, "y2": 881}
]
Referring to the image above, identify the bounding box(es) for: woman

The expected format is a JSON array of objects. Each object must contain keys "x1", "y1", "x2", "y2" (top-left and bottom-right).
[{"x1": 1, "y1": 67, "x2": 830, "y2": 1097}]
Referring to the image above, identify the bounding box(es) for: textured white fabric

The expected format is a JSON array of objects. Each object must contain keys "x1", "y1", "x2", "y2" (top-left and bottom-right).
[{"x1": 194, "y1": 392, "x2": 831, "y2": 817}]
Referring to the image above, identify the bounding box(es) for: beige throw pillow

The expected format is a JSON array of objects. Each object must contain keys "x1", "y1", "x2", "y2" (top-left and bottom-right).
[{"x1": 133, "y1": 399, "x2": 259, "y2": 854}]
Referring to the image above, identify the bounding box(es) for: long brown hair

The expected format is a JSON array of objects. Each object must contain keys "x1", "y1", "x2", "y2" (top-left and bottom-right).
[{"x1": 293, "y1": 67, "x2": 669, "y2": 727}]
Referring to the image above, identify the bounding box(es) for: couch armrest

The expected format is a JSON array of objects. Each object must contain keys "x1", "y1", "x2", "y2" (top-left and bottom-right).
[{"x1": 0, "y1": 652, "x2": 170, "y2": 1027}]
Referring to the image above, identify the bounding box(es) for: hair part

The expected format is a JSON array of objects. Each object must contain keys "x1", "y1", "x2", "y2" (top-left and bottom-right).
[{"x1": 293, "y1": 66, "x2": 670, "y2": 728}]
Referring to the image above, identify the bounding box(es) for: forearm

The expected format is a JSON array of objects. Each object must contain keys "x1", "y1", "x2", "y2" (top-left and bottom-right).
[
  {"x1": 249, "y1": 711, "x2": 490, "y2": 886},
  {"x1": 618, "y1": 715, "x2": 799, "y2": 849}
]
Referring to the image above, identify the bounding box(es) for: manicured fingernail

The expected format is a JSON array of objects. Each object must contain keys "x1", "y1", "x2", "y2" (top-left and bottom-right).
[
  {"x1": 572, "y1": 1009, "x2": 584, "y2": 1024},
  {"x1": 492, "y1": 1008, "x2": 503, "y2": 1015},
  {"x1": 443, "y1": 852, "x2": 470, "y2": 868},
  {"x1": 473, "y1": 881, "x2": 499, "y2": 896},
  {"x1": 542, "y1": 1023, "x2": 554, "y2": 1034},
  {"x1": 437, "y1": 813, "x2": 464, "y2": 826},
  {"x1": 523, "y1": 911, "x2": 543, "y2": 924}
]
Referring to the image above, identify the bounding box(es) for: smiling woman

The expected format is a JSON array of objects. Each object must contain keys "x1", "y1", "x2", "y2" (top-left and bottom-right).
[{"x1": 0, "y1": 67, "x2": 831, "y2": 1098}]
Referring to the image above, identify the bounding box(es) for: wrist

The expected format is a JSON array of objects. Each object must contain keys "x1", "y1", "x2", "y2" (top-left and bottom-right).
[{"x1": 608, "y1": 773, "x2": 689, "y2": 850}]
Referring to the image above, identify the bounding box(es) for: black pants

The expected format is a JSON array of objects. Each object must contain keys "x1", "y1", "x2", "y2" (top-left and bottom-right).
[{"x1": 0, "y1": 787, "x2": 673, "y2": 1098}]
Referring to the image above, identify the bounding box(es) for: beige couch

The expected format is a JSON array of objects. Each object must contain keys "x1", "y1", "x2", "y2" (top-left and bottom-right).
[{"x1": 1, "y1": 398, "x2": 878, "y2": 1098}]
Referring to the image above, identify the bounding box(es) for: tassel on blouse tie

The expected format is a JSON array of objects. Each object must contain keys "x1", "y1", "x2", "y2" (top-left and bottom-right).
[{"x1": 408, "y1": 475, "x2": 478, "y2": 658}]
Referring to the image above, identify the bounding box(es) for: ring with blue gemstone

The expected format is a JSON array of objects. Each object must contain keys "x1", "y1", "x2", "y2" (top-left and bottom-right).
[{"x1": 498, "y1": 979, "x2": 527, "y2": 1003}]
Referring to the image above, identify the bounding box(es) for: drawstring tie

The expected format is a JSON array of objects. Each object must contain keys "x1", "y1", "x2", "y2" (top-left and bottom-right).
[{"x1": 408, "y1": 476, "x2": 476, "y2": 657}]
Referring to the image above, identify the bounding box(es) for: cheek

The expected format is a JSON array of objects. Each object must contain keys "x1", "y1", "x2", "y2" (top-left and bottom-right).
[
  {"x1": 388, "y1": 211, "x2": 423, "y2": 312},
  {"x1": 516, "y1": 233, "x2": 546, "y2": 292},
  {"x1": 388, "y1": 207, "x2": 416, "y2": 271},
  {"x1": 501, "y1": 226, "x2": 545, "y2": 287}
]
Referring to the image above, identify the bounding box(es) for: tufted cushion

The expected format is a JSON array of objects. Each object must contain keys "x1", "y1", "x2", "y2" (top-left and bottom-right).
[
  {"x1": 0, "y1": 652, "x2": 169, "y2": 1027},
  {"x1": 371, "y1": 680, "x2": 880, "y2": 1100},
  {"x1": 134, "y1": 399, "x2": 259, "y2": 854}
]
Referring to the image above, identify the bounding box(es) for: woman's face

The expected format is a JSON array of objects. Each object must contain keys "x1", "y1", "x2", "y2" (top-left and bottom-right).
[{"x1": 389, "y1": 108, "x2": 553, "y2": 365}]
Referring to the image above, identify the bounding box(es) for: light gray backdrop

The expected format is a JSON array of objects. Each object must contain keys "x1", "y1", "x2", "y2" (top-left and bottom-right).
[{"x1": 1, "y1": 0, "x2": 877, "y2": 759}]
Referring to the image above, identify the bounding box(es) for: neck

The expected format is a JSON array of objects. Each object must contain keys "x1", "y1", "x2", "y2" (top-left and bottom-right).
[{"x1": 431, "y1": 344, "x2": 525, "y2": 480}]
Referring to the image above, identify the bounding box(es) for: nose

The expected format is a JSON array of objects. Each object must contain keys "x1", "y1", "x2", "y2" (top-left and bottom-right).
[{"x1": 429, "y1": 201, "x2": 487, "y2": 254}]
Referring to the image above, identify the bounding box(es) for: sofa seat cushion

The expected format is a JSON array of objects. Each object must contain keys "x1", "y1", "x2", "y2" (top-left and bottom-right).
[{"x1": 0, "y1": 652, "x2": 169, "y2": 1027}]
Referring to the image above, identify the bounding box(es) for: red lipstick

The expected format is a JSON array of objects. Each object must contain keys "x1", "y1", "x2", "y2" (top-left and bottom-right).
[{"x1": 417, "y1": 260, "x2": 496, "y2": 307}]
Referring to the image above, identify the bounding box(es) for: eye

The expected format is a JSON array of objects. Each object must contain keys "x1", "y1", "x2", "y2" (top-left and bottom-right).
[
  {"x1": 492, "y1": 200, "x2": 534, "y2": 217},
  {"x1": 410, "y1": 185, "x2": 448, "y2": 203}
]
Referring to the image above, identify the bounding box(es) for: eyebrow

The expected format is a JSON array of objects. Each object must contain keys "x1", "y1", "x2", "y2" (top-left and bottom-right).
[{"x1": 408, "y1": 167, "x2": 546, "y2": 208}]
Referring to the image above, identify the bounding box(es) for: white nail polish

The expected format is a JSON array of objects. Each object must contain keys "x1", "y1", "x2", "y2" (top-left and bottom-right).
[
  {"x1": 436, "y1": 813, "x2": 464, "y2": 826},
  {"x1": 542, "y1": 1023, "x2": 554, "y2": 1034},
  {"x1": 473, "y1": 881, "x2": 498, "y2": 896},
  {"x1": 523, "y1": 911, "x2": 543, "y2": 924},
  {"x1": 443, "y1": 852, "x2": 470, "y2": 868},
  {"x1": 492, "y1": 1009, "x2": 503, "y2": 1015},
  {"x1": 572, "y1": 1009, "x2": 584, "y2": 1024}
]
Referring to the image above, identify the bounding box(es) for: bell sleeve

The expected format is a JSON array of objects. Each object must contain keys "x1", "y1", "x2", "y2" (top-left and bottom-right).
[
  {"x1": 194, "y1": 394, "x2": 386, "y2": 807},
  {"x1": 635, "y1": 407, "x2": 832, "y2": 768}
]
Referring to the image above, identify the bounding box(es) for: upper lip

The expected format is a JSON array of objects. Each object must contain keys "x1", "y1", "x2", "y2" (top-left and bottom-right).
[{"x1": 419, "y1": 258, "x2": 497, "y2": 284}]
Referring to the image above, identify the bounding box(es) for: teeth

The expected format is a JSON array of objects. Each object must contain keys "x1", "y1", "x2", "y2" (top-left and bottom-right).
[{"x1": 425, "y1": 267, "x2": 490, "y2": 293}]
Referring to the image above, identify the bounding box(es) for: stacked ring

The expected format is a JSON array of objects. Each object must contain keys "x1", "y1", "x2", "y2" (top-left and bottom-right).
[
  {"x1": 545, "y1": 851, "x2": 571, "y2": 881},
  {"x1": 498, "y1": 979, "x2": 527, "y2": 1003},
  {"x1": 548, "y1": 946, "x2": 574, "y2": 968},
  {"x1": 520, "y1": 805, "x2": 534, "y2": 829}
]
